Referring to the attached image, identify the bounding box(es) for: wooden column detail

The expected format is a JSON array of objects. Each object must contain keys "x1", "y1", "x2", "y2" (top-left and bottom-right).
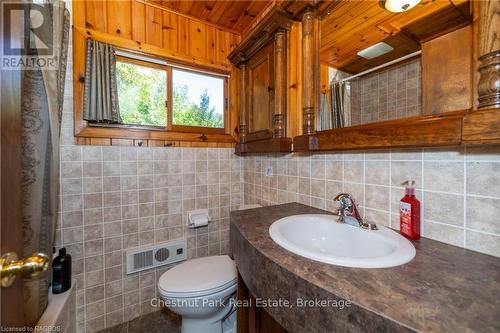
[
  {"x1": 477, "y1": 0, "x2": 500, "y2": 109},
  {"x1": 239, "y1": 63, "x2": 248, "y2": 143},
  {"x1": 302, "y1": 9, "x2": 316, "y2": 135},
  {"x1": 274, "y1": 30, "x2": 286, "y2": 138}
]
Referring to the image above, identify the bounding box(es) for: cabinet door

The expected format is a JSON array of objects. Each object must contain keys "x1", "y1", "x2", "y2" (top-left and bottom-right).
[{"x1": 247, "y1": 41, "x2": 275, "y2": 140}]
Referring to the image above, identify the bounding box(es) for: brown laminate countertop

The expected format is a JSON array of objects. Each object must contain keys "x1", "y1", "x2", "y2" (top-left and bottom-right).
[{"x1": 230, "y1": 203, "x2": 500, "y2": 333}]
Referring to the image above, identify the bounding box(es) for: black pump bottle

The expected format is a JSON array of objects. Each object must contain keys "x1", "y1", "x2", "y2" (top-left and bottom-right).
[{"x1": 52, "y1": 247, "x2": 71, "y2": 294}]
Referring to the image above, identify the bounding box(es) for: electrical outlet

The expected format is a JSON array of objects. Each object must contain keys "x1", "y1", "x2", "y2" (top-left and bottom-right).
[{"x1": 265, "y1": 165, "x2": 273, "y2": 177}]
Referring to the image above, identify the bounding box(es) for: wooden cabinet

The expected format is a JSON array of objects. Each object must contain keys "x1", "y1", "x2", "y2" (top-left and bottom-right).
[
  {"x1": 229, "y1": 8, "x2": 294, "y2": 154},
  {"x1": 247, "y1": 41, "x2": 275, "y2": 138},
  {"x1": 237, "y1": 273, "x2": 287, "y2": 333}
]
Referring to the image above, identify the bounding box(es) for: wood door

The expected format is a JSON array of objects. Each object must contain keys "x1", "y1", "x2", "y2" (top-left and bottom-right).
[
  {"x1": 247, "y1": 41, "x2": 275, "y2": 141},
  {"x1": 0, "y1": 59, "x2": 25, "y2": 326}
]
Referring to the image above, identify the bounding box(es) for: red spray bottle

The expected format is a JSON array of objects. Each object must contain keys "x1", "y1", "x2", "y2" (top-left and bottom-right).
[{"x1": 400, "y1": 180, "x2": 420, "y2": 240}]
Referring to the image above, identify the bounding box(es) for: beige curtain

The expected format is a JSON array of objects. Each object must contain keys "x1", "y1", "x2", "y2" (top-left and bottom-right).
[
  {"x1": 83, "y1": 39, "x2": 122, "y2": 122},
  {"x1": 21, "y1": 0, "x2": 69, "y2": 326}
]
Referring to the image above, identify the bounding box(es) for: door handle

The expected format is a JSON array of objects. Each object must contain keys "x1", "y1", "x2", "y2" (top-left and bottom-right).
[{"x1": 0, "y1": 252, "x2": 49, "y2": 288}]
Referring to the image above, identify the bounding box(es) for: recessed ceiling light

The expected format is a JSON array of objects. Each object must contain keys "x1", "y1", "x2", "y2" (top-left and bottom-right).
[
  {"x1": 357, "y1": 42, "x2": 394, "y2": 59},
  {"x1": 384, "y1": 0, "x2": 422, "y2": 13}
]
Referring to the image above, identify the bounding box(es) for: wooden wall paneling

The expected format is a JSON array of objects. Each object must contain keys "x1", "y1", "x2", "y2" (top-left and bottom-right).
[
  {"x1": 162, "y1": 11, "x2": 178, "y2": 52},
  {"x1": 132, "y1": 0, "x2": 146, "y2": 43},
  {"x1": 217, "y1": 28, "x2": 230, "y2": 65},
  {"x1": 230, "y1": 33, "x2": 240, "y2": 54},
  {"x1": 177, "y1": 16, "x2": 190, "y2": 55},
  {"x1": 85, "y1": 0, "x2": 107, "y2": 31},
  {"x1": 76, "y1": 26, "x2": 231, "y2": 72},
  {"x1": 189, "y1": 19, "x2": 207, "y2": 60},
  {"x1": 107, "y1": 0, "x2": 132, "y2": 39},
  {"x1": 72, "y1": 0, "x2": 86, "y2": 28},
  {"x1": 320, "y1": 63, "x2": 329, "y2": 94},
  {"x1": 90, "y1": 138, "x2": 111, "y2": 145},
  {"x1": 422, "y1": 25, "x2": 473, "y2": 115},
  {"x1": 205, "y1": 25, "x2": 217, "y2": 63},
  {"x1": 146, "y1": 5, "x2": 163, "y2": 47},
  {"x1": 111, "y1": 139, "x2": 134, "y2": 146}
]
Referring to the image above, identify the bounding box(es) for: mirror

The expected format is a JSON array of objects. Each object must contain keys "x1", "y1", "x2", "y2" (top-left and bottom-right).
[{"x1": 317, "y1": 0, "x2": 471, "y2": 131}]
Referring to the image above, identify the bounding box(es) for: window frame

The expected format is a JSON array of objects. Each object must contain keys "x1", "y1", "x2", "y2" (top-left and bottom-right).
[
  {"x1": 105, "y1": 52, "x2": 229, "y2": 135},
  {"x1": 168, "y1": 66, "x2": 229, "y2": 135},
  {"x1": 73, "y1": 33, "x2": 234, "y2": 144},
  {"x1": 114, "y1": 54, "x2": 169, "y2": 130}
]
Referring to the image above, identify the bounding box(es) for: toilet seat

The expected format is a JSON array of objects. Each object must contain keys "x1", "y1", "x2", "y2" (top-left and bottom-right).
[{"x1": 158, "y1": 255, "x2": 237, "y2": 298}]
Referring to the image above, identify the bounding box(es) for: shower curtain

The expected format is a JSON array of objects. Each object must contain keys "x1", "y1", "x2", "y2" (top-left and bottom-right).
[
  {"x1": 319, "y1": 68, "x2": 351, "y2": 130},
  {"x1": 330, "y1": 81, "x2": 347, "y2": 129},
  {"x1": 21, "y1": 1, "x2": 69, "y2": 326}
]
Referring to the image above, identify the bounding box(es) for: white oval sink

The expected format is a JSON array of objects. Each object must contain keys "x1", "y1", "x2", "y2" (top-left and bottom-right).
[{"x1": 269, "y1": 214, "x2": 416, "y2": 268}]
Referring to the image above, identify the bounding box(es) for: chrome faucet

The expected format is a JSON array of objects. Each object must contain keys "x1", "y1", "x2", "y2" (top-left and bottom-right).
[{"x1": 333, "y1": 193, "x2": 378, "y2": 230}]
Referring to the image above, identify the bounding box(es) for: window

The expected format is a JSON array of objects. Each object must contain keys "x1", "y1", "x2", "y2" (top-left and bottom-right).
[
  {"x1": 111, "y1": 51, "x2": 228, "y2": 134},
  {"x1": 172, "y1": 68, "x2": 224, "y2": 129},
  {"x1": 116, "y1": 57, "x2": 167, "y2": 127}
]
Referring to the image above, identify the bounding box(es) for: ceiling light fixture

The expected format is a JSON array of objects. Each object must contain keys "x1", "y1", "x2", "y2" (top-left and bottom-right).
[{"x1": 384, "y1": 0, "x2": 422, "y2": 13}]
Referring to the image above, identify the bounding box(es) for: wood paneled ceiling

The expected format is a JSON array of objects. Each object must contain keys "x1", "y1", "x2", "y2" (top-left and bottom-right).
[
  {"x1": 147, "y1": 0, "x2": 273, "y2": 33},
  {"x1": 320, "y1": 0, "x2": 471, "y2": 74}
]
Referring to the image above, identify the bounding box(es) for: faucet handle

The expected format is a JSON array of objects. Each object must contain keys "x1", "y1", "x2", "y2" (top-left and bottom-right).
[{"x1": 333, "y1": 193, "x2": 354, "y2": 213}]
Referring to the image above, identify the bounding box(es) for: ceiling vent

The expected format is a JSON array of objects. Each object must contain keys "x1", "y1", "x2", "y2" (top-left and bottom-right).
[{"x1": 357, "y1": 42, "x2": 394, "y2": 59}]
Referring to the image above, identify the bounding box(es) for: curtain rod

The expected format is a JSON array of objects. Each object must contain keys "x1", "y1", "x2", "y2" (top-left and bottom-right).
[{"x1": 333, "y1": 50, "x2": 422, "y2": 84}]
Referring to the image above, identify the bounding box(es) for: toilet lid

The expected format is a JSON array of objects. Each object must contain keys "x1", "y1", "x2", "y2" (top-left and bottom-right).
[{"x1": 158, "y1": 255, "x2": 237, "y2": 297}]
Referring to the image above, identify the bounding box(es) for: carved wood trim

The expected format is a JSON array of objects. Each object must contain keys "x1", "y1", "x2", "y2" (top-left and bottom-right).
[
  {"x1": 274, "y1": 30, "x2": 287, "y2": 138},
  {"x1": 477, "y1": 0, "x2": 500, "y2": 109},
  {"x1": 228, "y1": 7, "x2": 294, "y2": 66},
  {"x1": 478, "y1": 51, "x2": 500, "y2": 109},
  {"x1": 239, "y1": 64, "x2": 248, "y2": 143},
  {"x1": 302, "y1": 9, "x2": 317, "y2": 135}
]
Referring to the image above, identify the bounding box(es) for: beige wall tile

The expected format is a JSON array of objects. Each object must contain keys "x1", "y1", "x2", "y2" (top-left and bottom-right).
[
  {"x1": 424, "y1": 162, "x2": 463, "y2": 193},
  {"x1": 466, "y1": 231, "x2": 500, "y2": 257},
  {"x1": 424, "y1": 192, "x2": 464, "y2": 226},
  {"x1": 466, "y1": 162, "x2": 500, "y2": 198},
  {"x1": 466, "y1": 196, "x2": 500, "y2": 234},
  {"x1": 423, "y1": 221, "x2": 464, "y2": 247}
]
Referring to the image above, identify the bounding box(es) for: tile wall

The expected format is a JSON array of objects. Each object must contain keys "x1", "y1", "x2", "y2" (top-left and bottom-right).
[
  {"x1": 243, "y1": 148, "x2": 500, "y2": 258},
  {"x1": 61, "y1": 3, "x2": 499, "y2": 333},
  {"x1": 350, "y1": 58, "x2": 421, "y2": 125},
  {"x1": 59, "y1": 3, "x2": 242, "y2": 332}
]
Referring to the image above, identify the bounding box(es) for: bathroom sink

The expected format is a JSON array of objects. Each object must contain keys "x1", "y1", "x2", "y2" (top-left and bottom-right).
[{"x1": 269, "y1": 214, "x2": 415, "y2": 268}]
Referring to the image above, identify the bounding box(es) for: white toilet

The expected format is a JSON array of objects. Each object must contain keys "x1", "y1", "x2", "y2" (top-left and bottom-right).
[{"x1": 158, "y1": 255, "x2": 237, "y2": 333}]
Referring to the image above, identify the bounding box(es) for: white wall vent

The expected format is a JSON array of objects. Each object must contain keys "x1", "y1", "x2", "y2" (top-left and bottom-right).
[
  {"x1": 357, "y1": 42, "x2": 394, "y2": 59},
  {"x1": 126, "y1": 240, "x2": 187, "y2": 274}
]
